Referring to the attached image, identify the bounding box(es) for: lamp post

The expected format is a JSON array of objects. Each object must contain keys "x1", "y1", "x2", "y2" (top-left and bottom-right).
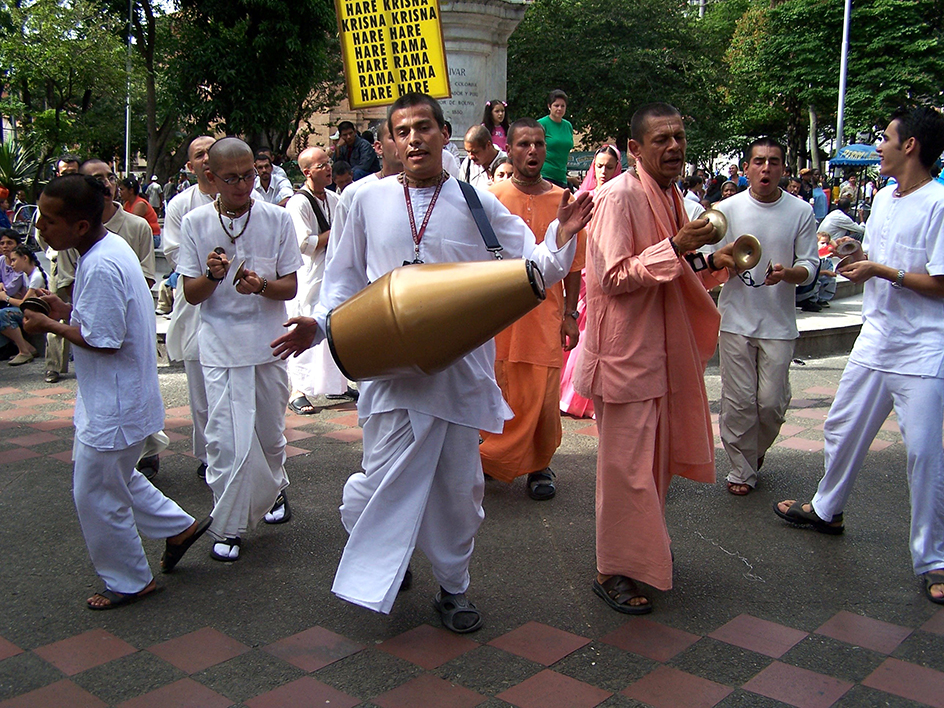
[
  {"x1": 124, "y1": 0, "x2": 132, "y2": 178},
  {"x1": 835, "y1": 0, "x2": 851, "y2": 150}
]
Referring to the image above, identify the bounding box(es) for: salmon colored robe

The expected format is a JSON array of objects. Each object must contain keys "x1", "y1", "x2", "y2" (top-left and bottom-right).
[
  {"x1": 480, "y1": 180, "x2": 586, "y2": 482},
  {"x1": 574, "y1": 167, "x2": 725, "y2": 589}
]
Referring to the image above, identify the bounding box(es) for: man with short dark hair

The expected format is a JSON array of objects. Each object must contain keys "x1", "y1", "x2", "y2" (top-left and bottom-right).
[
  {"x1": 479, "y1": 118, "x2": 585, "y2": 500},
  {"x1": 775, "y1": 105, "x2": 944, "y2": 607},
  {"x1": 331, "y1": 160, "x2": 354, "y2": 193},
  {"x1": 710, "y1": 137, "x2": 818, "y2": 494},
  {"x1": 334, "y1": 121, "x2": 380, "y2": 179},
  {"x1": 272, "y1": 93, "x2": 591, "y2": 632},
  {"x1": 24, "y1": 174, "x2": 210, "y2": 610},
  {"x1": 460, "y1": 125, "x2": 506, "y2": 188},
  {"x1": 57, "y1": 156, "x2": 80, "y2": 176},
  {"x1": 576, "y1": 102, "x2": 735, "y2": 614},
  {"x1": 819, "y1": 197, "x2": 865, "y2": 241},
  {"x1": 253, "y1": 153, "x2": 293, "y2": 206}
]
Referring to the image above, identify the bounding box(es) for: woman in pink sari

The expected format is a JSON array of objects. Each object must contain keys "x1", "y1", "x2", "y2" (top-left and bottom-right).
[{"x1": 560, "y1": 145, "x2": 623, "y2": 418}]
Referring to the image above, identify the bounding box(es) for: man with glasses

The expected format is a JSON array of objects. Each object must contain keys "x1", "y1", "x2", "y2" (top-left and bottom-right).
[
  {"x1": 79, "y1": 159, "x2": 168, "y2": 479},
  {"x1": 709, "y1": 138, "x2": 818, "y2": 496},
  {"x1": 253, "y1": 152, "x2": 293, "y2": 206},
  {"x1": 283, "y1": 147, "x2": 347, "y2": 415},
  {"x1": 177, "y1": 137, "x2": 303, "y2": 562}
]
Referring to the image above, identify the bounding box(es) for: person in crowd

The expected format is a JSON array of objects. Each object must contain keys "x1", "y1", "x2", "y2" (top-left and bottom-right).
[
  {"x1": 0, "y1": 231, "x2": 36, "y2": 365},
  {"x1": 460, "y1": 125, "x2": 506, "y2": 188},
  {"x1": 443, "y1": 121, "x2": 461, "y2": 159},
  {"x1": 798, "y1": 168, "x2": 814, "y2": 201},
  {"x1": 119, "y1": 177, "x2": 161, "y2": 246},
  {"x1": 271, "y1": 93, "x2": 591, "y2": 633},
  {"x1": 177, "y1": 137, "x2": 302, "y2": 562},
  {"x1": 812, "y1": 232, "x2": 838, "y2": 307},
  {"x1": 720, "y1": 180, "x2": 739, "y2": 200},
  {"x1": 561, "y1": 145, "x2": 624, "y2": 419},
  {"x1": 786, "y1": 177, "x2": 802, "y2": 196},
  {"x1": 774, "y1": 104, "x2": 944, "y2": 607},
  {"x1": 709, "y1": 137, "x2": 818, "y2": 496},
  {"x1": 482, "y1": 99, "x2": 509, "y2": 150},
  {"x1": 253, "y1": 152, "x2": 293, "y2": 206},
  {"x1": 480, "y1": 118, "x2": 586, "y2": 500},
  {"x1": 812, "y1": 171, "x2": 828, "y2": 222},
  {"x1": 492, "y1": 157, "x2": 513, "y2": 182},
  {"x1": 332, "y1": 161, "x2": 354, "y2": 193},
  {"x1": 284, "y1": 146, "x2": 347, "y2": 415},
  {"x1": 575, "y1": 102, "x2": 735, "y2": 614},
  {"x1": 538, "y1": 89, "x2": 574, "y2": 189},
  {"x1": 23, "y1": 174, "x2": 210, "y2": 609},
  {"x1": 839, "y1": 174, "x2": 858, "y2": 201},
  {"x1": 256, "y1": 148, "x2": 291, "y2": 186},
  {"x1": 146, "y1": 175, "x2": 164, "y2": 217},
  {"x1": 820, "y1": 197, "x2": 866, "y2": 241},
  {"x1": 335, "y1": 121, "x2": 381, "y2": 179},
  {"x1": 163, "y1": 136, "x2": 217, "y2": 478}
]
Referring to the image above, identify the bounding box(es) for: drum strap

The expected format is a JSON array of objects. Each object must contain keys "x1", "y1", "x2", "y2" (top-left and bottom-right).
[{"x1": 458, "y1": 180, "x2": 504, "y2": 260}]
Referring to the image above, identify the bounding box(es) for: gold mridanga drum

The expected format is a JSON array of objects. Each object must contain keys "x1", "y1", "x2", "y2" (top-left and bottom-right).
[{"x1": 327, "y1": 259, "x2": 546, "y2": 381}]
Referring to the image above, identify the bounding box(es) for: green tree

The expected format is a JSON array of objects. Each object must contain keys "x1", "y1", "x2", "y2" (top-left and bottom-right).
[
  {"x1": 0, "y1": 0, "x2": 126, "y2": 197},
  {"x1": 507, "y1": 0, "x2": 718, "y2": 153},
  {"x1": 166, "y1": 0, "x2": 344, "y2": 157}
]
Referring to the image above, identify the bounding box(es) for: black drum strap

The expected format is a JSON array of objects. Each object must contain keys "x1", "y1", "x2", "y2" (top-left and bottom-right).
[{"x1": 458, "y1": 180, "x2": 504, "y2": 260}]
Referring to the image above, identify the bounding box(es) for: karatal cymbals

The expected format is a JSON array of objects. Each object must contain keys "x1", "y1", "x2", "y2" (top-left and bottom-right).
[
  {"x1": 19, "y1": 297, "x2": 50, "y2": 315},
  {"x1": 232, "y1": 260, "x2": 247, "y2": 284},
  {"x1": 733, "y1": 234, "x2": 762, "y2": 271},
  {"x1": 702, "y1": 209, "x2": 728, "y2": 245}
]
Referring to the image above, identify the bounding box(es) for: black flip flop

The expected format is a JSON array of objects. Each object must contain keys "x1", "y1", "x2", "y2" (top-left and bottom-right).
[
  {"x1": 161, "y1": 515, "x2": 212, "y2": 573},
  {"x1": 527, "y1": 469, "x2": 556, "y2": 501},
  {"x1": 773, "y1": 500, "x2": 844, "y2": 535},
  {"x1": 924, "y1": 572, "x2": 944, "y2": 605},
  {"x1": 87, "y1": 583, "x2": 159, "y2": 611},
  {"x1": 288, "y1": 396, "x2": 316, "y2": 415},
  {"x1": 435, "y1": 590, "x2": 483, "y2": 633},
  {"x1": 264, "y1": 492, "x2": 292, "y2": 525}
]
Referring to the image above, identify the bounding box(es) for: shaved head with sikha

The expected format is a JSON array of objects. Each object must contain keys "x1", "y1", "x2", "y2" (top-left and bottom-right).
[{"x1": 207, "y1": 137, "x2": 254, "y2": 173}]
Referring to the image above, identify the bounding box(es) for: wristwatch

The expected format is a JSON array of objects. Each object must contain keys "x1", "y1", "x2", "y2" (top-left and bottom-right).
[
  {"x1": 892, "y1": 269, "x2": 905, "y2": 289},
  {"x1": 205, "y1": 267, "x2": 224, "y2": 282},
  {"x1": 565, "y1": 310, "x2": 579, "y2": 320}
]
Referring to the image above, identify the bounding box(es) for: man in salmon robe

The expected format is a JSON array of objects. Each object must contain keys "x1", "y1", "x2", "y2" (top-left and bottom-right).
[
  {"x1": 575, "y1": 103, "x2": 736, "y2": 613},
  {"x1": 480, "y1": 118, "x2": 586, "y2": 500}
]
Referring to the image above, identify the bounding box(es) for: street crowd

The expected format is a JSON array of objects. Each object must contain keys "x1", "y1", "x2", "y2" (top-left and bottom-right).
[{"x1": 1, "y1": 92, "x2": 943, "y2": 634}]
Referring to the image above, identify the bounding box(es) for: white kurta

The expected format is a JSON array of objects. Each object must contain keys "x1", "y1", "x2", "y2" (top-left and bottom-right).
[
  {"x1": 812, "y1": 181, "x2": 944, "y2": 574},
  {"x1": 71, "y1": 232, "x2": 192, "y2": 592},
  {"x1": 316, "y1": 175, "x2": 576, "y2": 612},
  {"x1": 285, "y1": 188, "x2": 346, "y2": 397},
  {"x1": 177, "y1": 198, "x2": 304, "y2": 541}
]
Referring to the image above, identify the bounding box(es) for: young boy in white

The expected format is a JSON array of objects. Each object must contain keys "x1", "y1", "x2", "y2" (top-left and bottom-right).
[
  {"x1": 177, "y1": 138, "x2": 303, "y2": 562},
  {"x1": 24, "y1": 175, "x2": 209, "y2": 609}
]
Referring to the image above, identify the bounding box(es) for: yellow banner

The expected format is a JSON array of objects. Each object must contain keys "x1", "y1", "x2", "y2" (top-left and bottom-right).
[{"x1": 335, "y1": 0, "x2": 451, "y2": 109}]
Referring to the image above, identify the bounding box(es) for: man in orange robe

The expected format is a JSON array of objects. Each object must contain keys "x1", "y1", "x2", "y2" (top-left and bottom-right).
[
  {"x1": 480, "y1": 118, "x2": 585, "y2": 500},
  {"x1": 575, "y1": 103, "x2": 735, "y2": 613}
]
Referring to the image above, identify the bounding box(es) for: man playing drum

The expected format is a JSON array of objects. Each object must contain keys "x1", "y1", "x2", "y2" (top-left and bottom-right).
[{"x1": 272, "y1": 93, "x2": 591, "y2": 633}]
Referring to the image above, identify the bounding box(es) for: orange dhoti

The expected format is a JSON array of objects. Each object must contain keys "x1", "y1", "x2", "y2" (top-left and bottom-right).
[
  {"x1": 480, "y1": 361, "x2": 562, "y2": 483},
  {"x1": 593, "y1": 395, "x2": 673, "y2": 590}
]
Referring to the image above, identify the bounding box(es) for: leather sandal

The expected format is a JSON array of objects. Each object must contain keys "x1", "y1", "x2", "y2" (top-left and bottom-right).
[
  {"x1": 773, "y1": 500, "x2": 844, "y2": 535},
  {"x1": 593, "y1": 575, "x2": 652, "y2": 615}
]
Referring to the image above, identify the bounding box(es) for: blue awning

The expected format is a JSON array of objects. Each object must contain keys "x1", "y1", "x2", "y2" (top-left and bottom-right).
[{"x1": 830, "y1": 144, "x2": 879, "y2": 166}]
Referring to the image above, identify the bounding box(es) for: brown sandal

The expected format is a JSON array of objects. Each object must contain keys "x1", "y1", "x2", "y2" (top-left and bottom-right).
[{"x1": 593, "y1": 575, "x2": 652, "y2": 615}]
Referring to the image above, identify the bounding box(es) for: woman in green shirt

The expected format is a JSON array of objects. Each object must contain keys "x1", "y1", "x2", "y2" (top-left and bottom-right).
[{"x1": 537, "y1": 89, "x2": 574, "y2": 189}]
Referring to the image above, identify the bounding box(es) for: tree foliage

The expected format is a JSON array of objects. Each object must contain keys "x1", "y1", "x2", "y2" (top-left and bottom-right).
[{"x1": 0, "y1": 0, "x2": 126, "y2": 195}]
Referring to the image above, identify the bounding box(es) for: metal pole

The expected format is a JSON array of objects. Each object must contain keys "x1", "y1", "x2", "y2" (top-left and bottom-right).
[
  {"x1": 124, "y1": 0, "x2": 132, "y2": 177},
  {"x1": 835, "y1": 0, "x2": 851, "y2": 150}
]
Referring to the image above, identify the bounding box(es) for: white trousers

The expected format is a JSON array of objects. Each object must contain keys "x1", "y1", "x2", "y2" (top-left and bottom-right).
[
  {"x1": 332, "y1": 409, "x2": 485, "y2": 614},
  {"x1": 287, "y1": 339, "x2": 347, "y2": 398},
  {"x1": 73, "y1": 438, "x2": 194, "y2": 593},
  {"x1": 183, "y1": 359, "x2": 209, "y2": 463},
  {"x1": 719, "y1": 332, "x2": 795, "y2": 487},
  {"x1": 203, "y1": 360, "x2": 289, "y2": 541},
  {"x1": 141, "y1": 431, "x2": 169, "y2": 460},
  {"x1": 812, "y1": 362, "x2": 944, "y2": 575}
]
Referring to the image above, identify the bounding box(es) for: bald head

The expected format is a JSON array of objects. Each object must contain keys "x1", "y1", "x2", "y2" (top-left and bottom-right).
[
  {"x1": 297, "y1": 147, "x2": 326, "y2": 171},
  {"x1": 464, "y1": 124, "x2": 491, "y2": 148},
  {"x1": 188, "y1": 136, "x2": 215, "y2": 162},
  {"x1": 207, "y1": 137, "x2": 253, "y2": 172}
]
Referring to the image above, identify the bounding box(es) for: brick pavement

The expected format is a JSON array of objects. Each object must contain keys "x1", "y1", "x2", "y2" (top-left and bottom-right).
[{"x1": 1, "y1": 357, "x2": 943, "y2": 707}]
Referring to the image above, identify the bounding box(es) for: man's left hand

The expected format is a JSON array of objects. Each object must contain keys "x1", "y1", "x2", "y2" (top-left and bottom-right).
[
  {"x1": 271, "y1": 317, "x2": 318, "y2": 359},
  {"x1": 236, "y1": 270, "x2": 263, "y2": 295},
  {"x1": 838, "y1": 259, "x2": 884, "y2": 283},
  {"x1": 765, "y1": 263, "x2": 787, "y2": 286},
  {"x1": 561, "y1": 316, "x2": 579, "y2": 351},
  {"x1": 22, "y1": 310, "x2": 52, "y2": 335},
  {"x1": 557, "y1": 190, "x2": 593, "y2": 239}
]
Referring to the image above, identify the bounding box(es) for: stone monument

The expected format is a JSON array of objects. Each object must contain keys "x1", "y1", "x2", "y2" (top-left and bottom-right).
[{"x1": 439, "y1": 0, "x2": 529, "y2": 145}]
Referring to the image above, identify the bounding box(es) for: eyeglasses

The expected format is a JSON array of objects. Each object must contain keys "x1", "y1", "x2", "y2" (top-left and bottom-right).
[
  {"x1": 311, "y1": 161, "x2": 331, "y2": 171},
  {"x1": 91, "y1": 173, "x2": 117, "y2": 185},
  {"x1": 212, "y1": 170, "x2": 257, "y2": 185}
]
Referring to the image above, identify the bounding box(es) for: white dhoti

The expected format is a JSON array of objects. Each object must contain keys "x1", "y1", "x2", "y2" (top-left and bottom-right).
[
  {"x1": 203, "y1": 360, "x2": 290, "y2": 541},
  {"x1": 167, "y1": 281, "x2": 208, "y2": 462},
  {"x1": 812, "y1": 362, "x2": 944, "y2": 575},
  {"x1": 332, "y1": 409, "x2": 485, "y2": 614},
  {"x1": 287, "y1": 339, "x2": 347, "y2": 398},
  {"x1": 73, "y1": 438, "x2": 194, "y2": 593}
]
